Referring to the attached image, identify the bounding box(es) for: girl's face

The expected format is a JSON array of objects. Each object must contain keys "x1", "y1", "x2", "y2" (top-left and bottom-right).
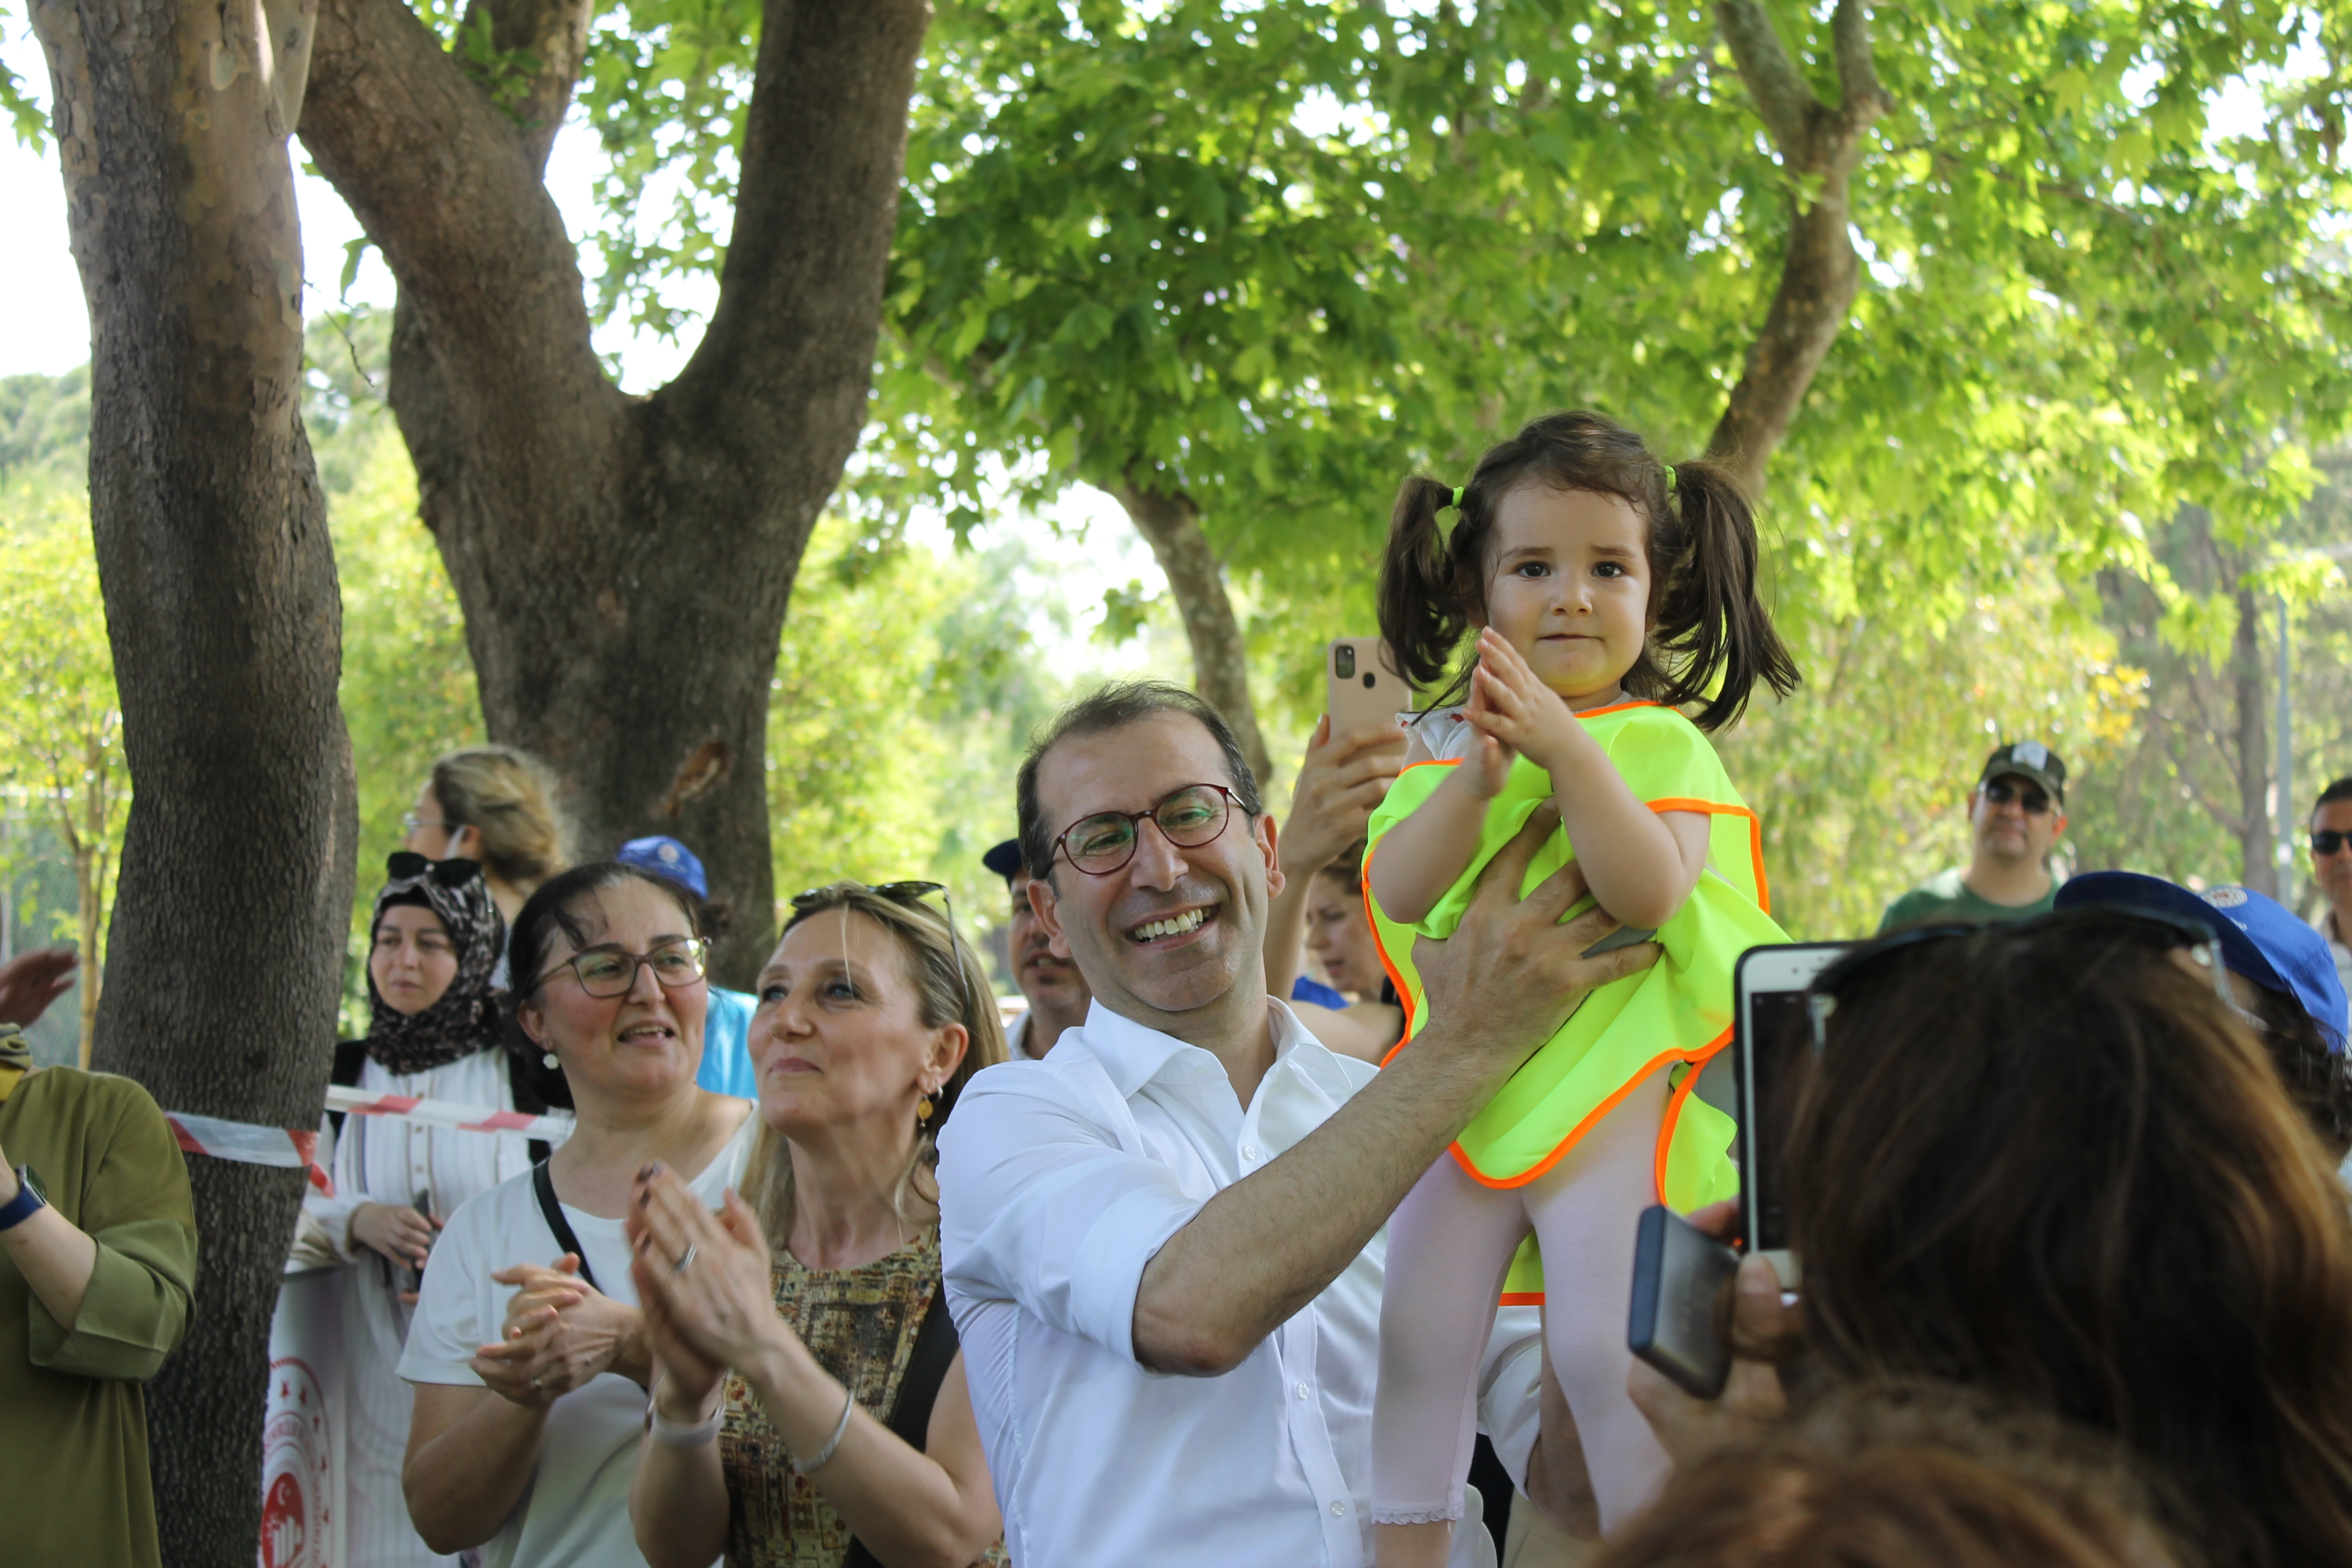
[
  {"x1": 371, "y1": 905, "x2": 459, "y2": 1016},
  {"x1": 516, "y1": 879, "x2": 708, "y2": 1102},
  {"x1": 1477, "y1": 486, "x2": 1652, "y2": 706},
  {"x1": 1304, "y1": 873, "x2": 1384, "y2": 998},
  {"x1": 749, "y1": 909, "x2": 967, "y2": 1149}
]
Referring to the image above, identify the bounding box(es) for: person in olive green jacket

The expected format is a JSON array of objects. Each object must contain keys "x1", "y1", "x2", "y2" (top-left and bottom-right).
[{"x1": 0, "y1": 945, "x2": 198, "y2": 1568}]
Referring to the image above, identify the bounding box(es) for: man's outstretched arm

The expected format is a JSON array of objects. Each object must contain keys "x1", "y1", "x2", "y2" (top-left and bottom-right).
[{"x1": 1132, "y1": 810, "x2": 1658, "y2": 1375}]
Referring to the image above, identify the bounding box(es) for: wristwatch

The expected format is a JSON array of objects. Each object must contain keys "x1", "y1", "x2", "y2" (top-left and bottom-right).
[{"x1": 0, "y1": 1166, "x2": 47, "y2": 1232}]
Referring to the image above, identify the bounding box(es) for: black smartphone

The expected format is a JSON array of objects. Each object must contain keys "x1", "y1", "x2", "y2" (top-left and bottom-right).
[
  {"x1": 1627, "y1": 1204, "x2": 1741, "y2": 1397},
  {"x1": 1734, "y1": 942, "x2": 1848, "y2": 1287}
]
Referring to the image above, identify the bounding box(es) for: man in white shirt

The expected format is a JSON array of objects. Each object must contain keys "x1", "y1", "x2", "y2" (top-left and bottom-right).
[{"x1": 938, "y1": 682, "x2": 1658, "y2": 1568}]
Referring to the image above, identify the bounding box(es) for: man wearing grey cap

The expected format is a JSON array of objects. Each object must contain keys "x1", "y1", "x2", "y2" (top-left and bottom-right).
[{"x1": 1879, "y1": 741, "x2": 2070, "y2": 932}]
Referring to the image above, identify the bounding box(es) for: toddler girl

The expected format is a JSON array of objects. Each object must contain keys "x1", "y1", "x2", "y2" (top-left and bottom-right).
[{"x1": 1365, "y1": 411, "x2": 1798, "y2": 1563}]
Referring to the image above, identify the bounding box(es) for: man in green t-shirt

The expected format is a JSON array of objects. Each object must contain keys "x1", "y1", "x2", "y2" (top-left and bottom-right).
[{"x1": 1880, "y1": 741, "x2": 2070, "y2": 932}]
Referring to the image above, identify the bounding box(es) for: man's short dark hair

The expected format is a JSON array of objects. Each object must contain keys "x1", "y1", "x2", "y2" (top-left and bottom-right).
[
  {"x1": 2316, "y1": 777, "x2": 2352, "y2": 818},
  {"x1": 1016, "y1": 681, "x2": 1265, "y2": 884}
]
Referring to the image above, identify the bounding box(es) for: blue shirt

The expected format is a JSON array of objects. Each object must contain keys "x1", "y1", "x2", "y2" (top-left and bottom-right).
[
  {"x1": 696, "y1": 987, "x2": 760, "y2": 1099},
  {"x1": 1289, "y1": 975, "x2": 1349, "y2": 1011}
]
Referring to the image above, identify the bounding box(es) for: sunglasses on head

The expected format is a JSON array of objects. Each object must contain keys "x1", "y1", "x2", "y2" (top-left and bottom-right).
[
  {"x1": 1980, "y1": 778, "x2": 2054, "y2": 814},
  {"x1": 2314, "y1": 831, "x2": 2352, "y2": 857},
  {"x1": 788, "y1": 880, "x2": 968, "y2": 1004},
  {"x1": 386, "y1": 851, "x2": 482, "y2": 888},
  {"x1": 1804, "y1": 905, "x2": 2230, "y2": 1051}
]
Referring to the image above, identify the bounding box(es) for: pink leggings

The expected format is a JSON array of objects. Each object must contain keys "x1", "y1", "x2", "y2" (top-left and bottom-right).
[{"x1": 1371, "y1": 1072, "x2": 1671, "y2": 1533}]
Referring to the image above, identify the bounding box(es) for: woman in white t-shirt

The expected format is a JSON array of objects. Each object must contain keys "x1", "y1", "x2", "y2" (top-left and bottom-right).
[{"x1": 399, "y1": 862, "x2": 756, "y2": 1568}]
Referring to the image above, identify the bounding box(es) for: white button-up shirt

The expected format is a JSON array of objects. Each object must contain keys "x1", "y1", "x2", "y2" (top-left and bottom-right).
[{"x1": 939, "y1": 998, "x2": 1536, "y2": 1568}]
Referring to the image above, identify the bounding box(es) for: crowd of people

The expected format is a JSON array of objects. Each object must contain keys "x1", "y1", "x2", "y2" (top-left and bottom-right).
[{"x1": 8, "y1": 408, "x2": 2352, "y2": 1568}]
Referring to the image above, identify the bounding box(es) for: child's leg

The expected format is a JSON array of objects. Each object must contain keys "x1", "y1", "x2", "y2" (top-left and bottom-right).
[
  {"x1": 1522, "y1": 1071, "x2": 1673, "y2": 1532},
  {"x1": 1373, "y1": 1151, "x2": 1531, "y2": 1566}
]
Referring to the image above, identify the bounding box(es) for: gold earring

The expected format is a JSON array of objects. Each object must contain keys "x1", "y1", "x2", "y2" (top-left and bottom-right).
[{"x1": 917, "y1": 1093, "x2": 935, "y2": 1125}]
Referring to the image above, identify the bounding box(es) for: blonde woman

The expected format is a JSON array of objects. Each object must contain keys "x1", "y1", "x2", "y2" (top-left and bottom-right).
[
  {"x1": 404, "y1": 745, "x2": 573, "y2": 925},
  {"x1": 628, "y1": 881, "x2": 1006, "y2": 1568}
]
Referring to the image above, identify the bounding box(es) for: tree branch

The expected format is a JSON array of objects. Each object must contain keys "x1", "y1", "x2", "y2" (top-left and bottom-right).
[
  {"x1": 1714, "y1": 0, "x2": 1815, "y2": 159},
  {"x1": 665, "y1": 0, "x2": 931, "y2": 440},
  {"x1": 459, "y1": 0, "x2": 594, "y2": 172},
  {"x1": 1829, "y1": 0, "x2": 1891, "y2": 131}
]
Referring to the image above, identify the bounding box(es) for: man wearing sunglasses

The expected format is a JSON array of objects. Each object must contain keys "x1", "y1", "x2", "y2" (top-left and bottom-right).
[
  {"x1": 2307, "y1": 777, "x2": 2352, "y2": 1011},
  {"x1": 1878, "y1": 741, "x2": 2070, "y2": 934},
  {"x1": 938, "y1": 681, "x2": 1659, "y2": 1568}
]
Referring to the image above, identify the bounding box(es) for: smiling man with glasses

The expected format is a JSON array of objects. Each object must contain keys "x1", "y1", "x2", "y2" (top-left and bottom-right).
[
  {"x1": 1879, "y1": 741, "x2": 2071, "y2": 934},
  {"x1": 935, "y1": 680, "x2": 1662, "y2": 1568}
]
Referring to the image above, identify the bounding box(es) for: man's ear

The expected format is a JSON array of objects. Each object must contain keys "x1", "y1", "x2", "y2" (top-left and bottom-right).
[
  {"x1": 1258, "y1": 809, "x2": 1286, "y2": 900},
  {"x1": 1027, "y1": 872, "x2": 1074, "y2": 959}
]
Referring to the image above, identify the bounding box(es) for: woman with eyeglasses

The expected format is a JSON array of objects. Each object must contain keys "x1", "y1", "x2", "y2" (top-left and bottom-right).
[
  {"x1": 397, "y1": 862, "x2": 756, "y2": 1567},
  {"x1": 1631, "y1": 907, "x2": 2352, "y2": 1568},
  {"x1": 292, "y1": 853, "x2": 536, "y2": 1567},
  {"x1": 627, "y1": 881, "x2": 1008, "y2": 1568}
]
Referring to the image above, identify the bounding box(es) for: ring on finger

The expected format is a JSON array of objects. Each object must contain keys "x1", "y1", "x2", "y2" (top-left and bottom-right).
[{"x1": 672, "y1": 1242, "x2": 697, "y2": 1278}]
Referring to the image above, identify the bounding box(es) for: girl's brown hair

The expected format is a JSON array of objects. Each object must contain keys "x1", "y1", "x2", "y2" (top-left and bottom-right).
[
  {"x1": 1378, "y1": 410, "x2": 1799, "y2": 731},
  {"x1": 429, "y1": 745, "x2": 572, "y2": 892},
  {"x1": 737, "y1": 883, "x2": 1008, "y2": 1243},
  {"x1": 1787, "y1": 923, "x2": 2352, "y2": 1567},
  {"x1": 1595, "y1": 1381, "x2": 2190, "y2": 1568}
]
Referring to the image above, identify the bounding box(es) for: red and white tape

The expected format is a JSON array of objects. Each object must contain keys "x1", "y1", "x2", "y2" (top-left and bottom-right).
[{"x1": 168, "y1": 1092, "x2": 574, "y2": 1197}]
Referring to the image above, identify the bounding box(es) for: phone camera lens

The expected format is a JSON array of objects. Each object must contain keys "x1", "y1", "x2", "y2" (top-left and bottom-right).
[
  {"x1": 1361, "y1": 673, "x2": 1375, "y2": 688},
  {"x1": 1335, "y1": 645, "x2": 1356, "y2": 679}
]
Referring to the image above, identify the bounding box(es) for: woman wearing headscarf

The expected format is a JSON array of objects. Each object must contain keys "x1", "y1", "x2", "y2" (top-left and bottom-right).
[{"x1": 297, "y1": 852, "x2": 537, "y2": 1567}]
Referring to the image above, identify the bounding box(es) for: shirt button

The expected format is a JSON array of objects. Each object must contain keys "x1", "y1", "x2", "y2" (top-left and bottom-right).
[
  {"x1": 1296, "y1": 1382, "x2": 1310, "y2": 1400},
  {"x1": 1330, "y1": 1501, "x2": 1347, "y2": 1516},
  {"x1": 1241, "y1": 1144, "x2": 1259, "y2": 1161}
]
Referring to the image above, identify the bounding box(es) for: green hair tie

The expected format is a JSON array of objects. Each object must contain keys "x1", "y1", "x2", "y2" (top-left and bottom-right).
[{"x1": 1435, "y1": 485, "x2": 1466, "y2": 549}]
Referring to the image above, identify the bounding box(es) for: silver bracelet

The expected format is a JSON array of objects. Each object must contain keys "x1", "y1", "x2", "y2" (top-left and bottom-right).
[
  {"x1": 791, "y1": 1384, "x2": 854, "y2": 1474},
  {"x1": 648, "y1": 1399, "x2": 723, "y2": 1449}
]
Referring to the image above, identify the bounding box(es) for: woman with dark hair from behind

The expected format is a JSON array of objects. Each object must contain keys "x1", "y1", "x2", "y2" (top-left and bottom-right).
[
  {"x1": 1598, "y1": 1382, "x2": 2190, "y2": 1568},
  {"x1": 1635, "y1": 908, "x2": 2352, "y2": 1568},
  {"x1": 627, "y1": 881, "x2": 1007, "y2": 1568}
]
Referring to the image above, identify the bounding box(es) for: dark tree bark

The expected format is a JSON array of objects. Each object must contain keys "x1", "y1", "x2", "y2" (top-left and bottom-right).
[
  {"x1": 2231, "y1": 581, "x2": 2279, "y2": 895},
  {"x1": 28, "y1": 0, "x2": 359, "y2": 1558},
  {"x1": 1707, "y1": 0, "x2": 1892, "y2": 495},
  {"x1": 1113, "y1": 478, "x2": 1276, "y2": 789},
  {"x1": 300, "y1": 0, "x2": 930, "y2": 986}
]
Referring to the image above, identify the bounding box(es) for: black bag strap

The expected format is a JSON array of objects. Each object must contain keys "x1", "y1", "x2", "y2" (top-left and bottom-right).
[
  {"x1": 840, "y1": 1286, "x2": 960, "y2": 1568},
  {"x1": 531, "y1": 1160, "x2": 599, "y2": 1294}
]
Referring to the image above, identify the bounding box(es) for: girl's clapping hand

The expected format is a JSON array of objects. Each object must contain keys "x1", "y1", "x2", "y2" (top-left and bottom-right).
[{"x1": 1467, "y1": 629, "x2": 1580, "y2": 772}]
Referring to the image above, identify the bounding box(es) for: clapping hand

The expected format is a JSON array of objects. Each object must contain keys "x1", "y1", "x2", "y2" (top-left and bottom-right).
[
  {"x1": 472, "y1": 1254, "x2": 647, "y2": 1405},
  {"x1": 1466, "y1": 629, "x2": 1579, "y2": 782},
  {"x1": 0, "y1": 946, "x2": 77, "y2": 1029},
  {"x1": 628, "y1": 1163, "x2": 786, "y2": 1408}
]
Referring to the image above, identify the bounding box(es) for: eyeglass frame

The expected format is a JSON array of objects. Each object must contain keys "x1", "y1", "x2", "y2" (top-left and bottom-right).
[
  {"x1": 1803, "y1": 906, "x2": 2232, "y2": 1053},
  {"x1": 787, "y1": 880, "x2": 970, "y2": 1006},
  {"x1": 531, "y1": 936, "x2": 712, "y2": 999},
  {"x1": 401, "y1": 811, "x2": 463, "y2": 835},
  {"x1": 1050, "y1": 782, "x2": 1244, "y2": 878},
  {"x1": 1978, "y1": 777, "x2": 2055, "y2": 815}
]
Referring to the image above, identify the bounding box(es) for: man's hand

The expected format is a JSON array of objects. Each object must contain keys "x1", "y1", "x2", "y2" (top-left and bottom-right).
[
  {"x1": 1412, "y1": 805, "x2": 1660, "y2": 1072},
  {"x1": 0, "y1": 946, "x2": 77, "y2": 1028}
]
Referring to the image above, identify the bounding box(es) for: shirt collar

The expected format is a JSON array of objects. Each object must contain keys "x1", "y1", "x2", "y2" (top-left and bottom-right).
[{"x1": 1076, "y1": 994, "x2": 1326, "y2": 1099}]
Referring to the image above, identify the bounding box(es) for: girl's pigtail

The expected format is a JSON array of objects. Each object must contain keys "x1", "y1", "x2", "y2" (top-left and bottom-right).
[
  {"x1": 1378, "y1": 476, "x2": 1471, "y2": 693},
  {"x1": 1652, "y1": 460, "x2": 1801, "y2": 732}
]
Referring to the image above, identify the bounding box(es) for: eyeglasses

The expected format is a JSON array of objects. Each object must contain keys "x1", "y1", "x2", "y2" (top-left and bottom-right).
[
  {"x1": 2313, "y1": 831, "x2": 2352, "y2": 857},
  {"x1": 1805, "y1": 906, "x2": 2230, "y2": 1052},
  {"x1": 402, "y1": 812, "x2": 461, "y2": 835},
  {"x1": 789, "y1": 881, "x2": 968, "y2": 1004},
  {"x1": 1980, "y1": 779, "x2": 2053, "y2": 815},
  {"x1": 386, "y1": 851, "x2": 482, "y2": 887},
  {"x1": 1053, "y1": 783, "x2": 1239, "y2": 876},
  {"x1": 536, "y1": 937, "x2": 710, "y2": 999}
]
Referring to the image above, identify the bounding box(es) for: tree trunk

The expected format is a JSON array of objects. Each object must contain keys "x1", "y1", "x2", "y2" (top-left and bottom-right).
[
  {"x1": 1706, "y1": 0, "x2": 1892, "y2": 495},
  {"x1": 300, "y1": 0, "x2": 928, "y2": 988},
  {"x1": 29, "y1": 0, "x2": 358, "y2": 1560},
  {"x1": 2233, "y1": 582, "x2": 2278, "y2": 895},
  {"x1": 1112, "y1": 480, "x2": 1276, "y2": 790}
]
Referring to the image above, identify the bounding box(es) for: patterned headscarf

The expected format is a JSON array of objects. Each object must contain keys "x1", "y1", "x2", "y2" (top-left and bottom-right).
[{"x1": 362, "y1": 852, "x2": 507, "y2": 1076}]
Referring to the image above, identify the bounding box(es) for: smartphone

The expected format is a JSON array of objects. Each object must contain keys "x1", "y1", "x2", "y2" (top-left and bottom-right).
[
  {"x1": 1734, "y1": 942, "x2": 1848, "y2": 1288},
  {"x1": 1627, "y1": 1203, "x2": 1741, "y2": 1398},
  {"x1": 1326, "y1": 637, "x2": 1404, "y2": 739},
  {"x1": 401, "y1": 1190, "x2": 433, "y2": 1298}
]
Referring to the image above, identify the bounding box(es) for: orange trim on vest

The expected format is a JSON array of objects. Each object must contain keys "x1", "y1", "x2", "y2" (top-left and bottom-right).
[
  {"x1": 1645, "y1": 797, "x2": 1771, "y2": 916},
  {"x1": 1566, "y1": 699, "x2": 1664, "y2": 718},
  {"x1": 1363, "y1": 835, "x2": 1419, "y2": 1054},
  {"x1": 1444, "y1": 1025, "x2": 1733, "y2": 1191},
  {"x1": 1498, "y1": 1291, "x2": 1545, "y2": 1306}
]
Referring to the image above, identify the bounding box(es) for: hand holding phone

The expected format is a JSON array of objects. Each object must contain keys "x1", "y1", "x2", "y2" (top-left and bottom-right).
[{"x1": 1627, "y1": 1204, "x2": 1741, "y2": 1398}]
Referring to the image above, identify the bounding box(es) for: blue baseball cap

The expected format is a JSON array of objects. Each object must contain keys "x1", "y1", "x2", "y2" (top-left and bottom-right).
[
  {"x1": 2055, "y1": 871, "x2": 2348, "y2": 1054},
  {"x1": 616, "y1": 835, "x2": 709, "y2": 900},
  {"x1": 982, "y1": 839, "x2": 1026, "y2": 884}
]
